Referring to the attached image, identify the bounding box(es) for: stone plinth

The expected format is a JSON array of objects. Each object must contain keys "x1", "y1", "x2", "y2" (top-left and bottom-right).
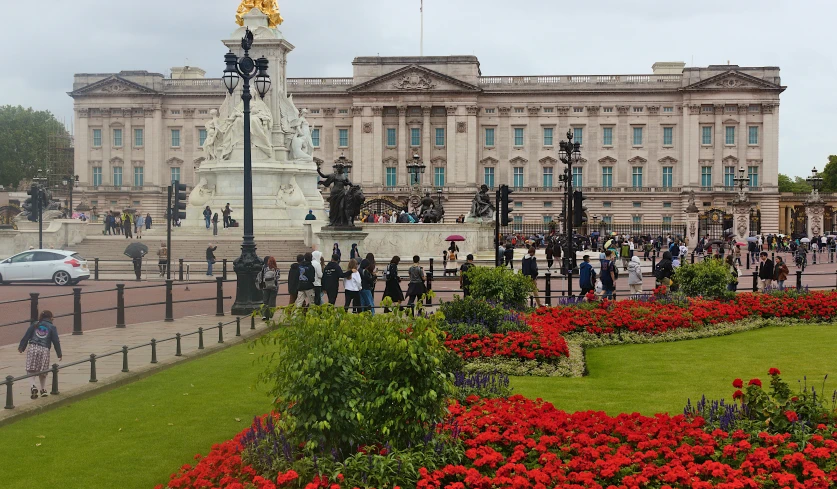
[
  {"x1": 732, "y1": 201, "x2": 752, "y2": 242},
  {"x1": 807, "y1": 203, "x2": 825, "y2": 237},
  {"x1": 685, "y1": 212, "x2": 699, "y2": 250},
  {"x1": 316, "y1": 227, "x2": 368, "y2": 261}
]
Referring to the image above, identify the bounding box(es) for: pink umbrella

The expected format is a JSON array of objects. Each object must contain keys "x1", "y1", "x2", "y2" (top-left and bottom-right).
[{"x1": 446, "y1": 235, "x2": 466, "y2": 242}]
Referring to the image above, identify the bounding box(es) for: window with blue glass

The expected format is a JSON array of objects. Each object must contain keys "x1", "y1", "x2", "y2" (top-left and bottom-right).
[
  {"x1": 514, "y1": 127, "x2": 524, "y2": 146},
  {"x1": 701, "y1": 126, "x2": 712, "y2": 145},
  {"x1": 339, "y1": 129, "x2": 349, "y2": 147},
  {"x1": 513, "y1": 167, "x2": 524, "y2": 188},
  {"x1": 724, "y1": 166, "x2": 735, "y2": 188},
  {"x1": 543, "y1": 167, "x2": 553, "y2": 188},
  {"x1": 171, "y1": 129, "x2": 180, "y2": 147},
  {"x1": 662, "y1": 166, "x2": 673, "y2": 188},
  {"x1": 573, "y1": 127, "x2": 583, "y2": 145},
  {"x1": 134, "y1": 128, "x2": 143, "y2": 147},
  {"x1": 133, "y1": 167, "x2": 143, "y2": 187},
  {"x1": 543, "y1": 215, "x2": 553, "y2": 225},
  {"x1": 170, "y1": 167, "x2": 180, "y2": 185},
  {"x1": 199, "y1": 129, "x2": 207, "y2": 147},
  {"x1": 572, "y1": 167, "x2": 582, "y2": 188},
  {"x1": 386, "y1": 128, "x2": 396, "y2": 147},
  {"x1": 113, "y1": 129, "x2": 122, "y2": 147},
  {"x1": 748, "y1": 126, "x2": 759, "y2": 145},
  {"x1": 435, "y1": 128, "x2": 445, "y2": 146},
  {"x1": 484, "y1": 167, "x2": 495, "y2": 188},
  {"x1": 93, "y1": 129, "x2": 102, "y2": 147},
  {"x1": 113, "y1": 167, "x2": 123, "y2": 187},
  {"x1": 602, "y1": 167, "x2": 613, "y2": 188},
  {"x1": 632, "y1": 127, "x2": 643, "y2": 145},
  {"x1": 410, "y1": 128, "x2": 420, "y2": 146},
  {"x1": 513, "y1": 215, "x2": 523, "y2": 232},
  {"x1": 485, "y1": 128, "x2": 495, "y2": 146},
  {"x1": 312, "y1": 128, "x2": 320, "y2": 147},
  {"x1": 386, "y1": 167, "x2": 397, "y2": 187},
  {"x1": 725, "y1": 126, "x2": 735, "y2": 145},
  {"x1": 543, "y1": 127, "x2": 553, "y2": 146},
  {"x1": 631, "y1": 167, "x2": 643, "y2": 187},
  {"x1": 748, "y1": 166, "x2": 759, "y2": 187},
  {"x1": 92, "y1": 167, "x2": 102, "y2": 187},
  {"x1": 663, "y1": 126, "x2": 673, "y2": 146},
  {"x1": 602, "y1": 127, "x2": 613, "y2": 146},
  {"x1": 701, "y1": 166, "x2": 712, "y2": 188},
  {"x1": 434, "y1": 167, "x2": 445, "y2": 187}
]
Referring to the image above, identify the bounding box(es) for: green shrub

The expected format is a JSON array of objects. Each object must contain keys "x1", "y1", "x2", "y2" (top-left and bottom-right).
[
  {"x1": 673, "y1": 258, "x2": 735, "y2": 300},
  {"x1": 439, "y1": 296, "x2": 529, "y2": 337},
  {"x1": 257, "y1": 306, "x2": 454, "y2": 453},
  {"x1": 463, "y1": 265, "x2": 535, "y2": 309}
]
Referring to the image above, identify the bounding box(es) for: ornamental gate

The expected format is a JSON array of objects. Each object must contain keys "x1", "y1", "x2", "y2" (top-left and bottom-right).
[
  {"x1": 360, "y1": 197, "x2": 407, "y2": 216},
  {"x1": 791, "y1": 206, "x2": 807, "y2": 238},
  {"x1": 698, "y1": 208, "x2": 732, "y2": 240}
]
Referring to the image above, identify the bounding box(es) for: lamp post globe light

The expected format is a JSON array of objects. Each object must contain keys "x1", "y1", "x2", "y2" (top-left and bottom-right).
[
  {"x1": 62, "y1": 175, "x2": 79, "y2": 218},
  {"x1": 807, "y1": 166, "x2": 823, "y2": 194},
  {"x1": 557, "y1": 130, "x2": 581, "y2": 293},
  {"x1": 406, "y1": 153, "x2": 426, "y2": 212},
  {"x1": 225, "y1": 28, "x2": 272, "y2": 316}
]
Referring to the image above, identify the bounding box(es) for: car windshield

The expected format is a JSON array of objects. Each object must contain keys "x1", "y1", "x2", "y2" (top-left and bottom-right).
[{"x1": 71, "y1": 253, "x2": 86, "y2": 261}]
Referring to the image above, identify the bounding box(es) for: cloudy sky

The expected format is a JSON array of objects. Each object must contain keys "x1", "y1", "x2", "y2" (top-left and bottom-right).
[{"x1": 1, "y1": 0, "x2": 832, "y2": 177}]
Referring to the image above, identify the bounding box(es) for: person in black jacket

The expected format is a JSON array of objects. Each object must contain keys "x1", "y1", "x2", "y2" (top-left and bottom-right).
[
  {"x1": 758, "y1": 252, "x2": 774, "y2": 291},
  {"x1": 19, "y1": 310, "x2": 62, "y2": 399},
  {"x1": 322, "y1": 254, "x2": 344, "y2": 305},
  {"x1": 382, "y1": 256, "x2": 404, "y2": 312},
  {"x1": 655, "y1": 251, "x2": 675, "y2": 287},
  {"x1": 206, "y1": 243, "x2": 217, "y2": 276},
  {"x1": 287, "y1": 254, "x2": 303, "y2": 305},
  {"x1": 295, "y1": 252, "x2": 316, "y2": 307},
  {"x1": 503, "y1": 244, "x2": 514, "y2": 269}
]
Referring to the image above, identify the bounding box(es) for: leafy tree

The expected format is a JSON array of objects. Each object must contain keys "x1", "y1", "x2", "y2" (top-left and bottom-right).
[
  {"x1": 0, "y1": 105, "x2": 67, "y2": 189},
  {"x1": 821, "y1": 155, "x2": 837, "y2": 192},
  {"x1": 778, "y1": 174, "x2": 794, "y2": 192},
  {"x1": 779, "y1": 174, "x2": 812, "y2": 193}
]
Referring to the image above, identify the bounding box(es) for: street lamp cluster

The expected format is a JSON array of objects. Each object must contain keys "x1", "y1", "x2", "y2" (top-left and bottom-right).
[{"x1": 557, "y1": 130, "x2": 582, "y2": 295}]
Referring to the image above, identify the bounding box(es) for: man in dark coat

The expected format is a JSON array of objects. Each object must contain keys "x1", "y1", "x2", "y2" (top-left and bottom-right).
[
  {"x1": 322, "y1": 254, "x2": 343, "y2": 305},
  {"x1": 758, "y1": 251, "x2": 774, "y2": 291}
]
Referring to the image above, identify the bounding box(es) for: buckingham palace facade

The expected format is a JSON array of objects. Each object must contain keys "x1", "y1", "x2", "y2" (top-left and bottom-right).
[{"x1": 70, "y1": 57, "x2": 784, "y2": 232}]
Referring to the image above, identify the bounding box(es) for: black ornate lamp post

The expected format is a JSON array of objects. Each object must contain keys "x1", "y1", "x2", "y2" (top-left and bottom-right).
[
  {"x1": 733, "y1": 166, "x2": 749, "y2": 202},
  {"x1": 558, "y1": 130, "x2": 581, "y2": 292},
  {"x1": 223, "y1": 28, "x2": 272, "y2": 315},
  {"x1": 807, "y1": 166, "x2": 823, "y2": 196},
  {"x1": 406, "y1": 153, "x2": 426, "y2": 211},
  {"x1": 62, "y1": 174, "x2": 78, "y2": 218}
]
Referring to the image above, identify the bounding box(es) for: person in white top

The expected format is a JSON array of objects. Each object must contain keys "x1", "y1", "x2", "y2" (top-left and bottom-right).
[
  {"x1": 679, "y1": 244, "x2": 688, "y2": 261},
  {"x1": 311, "y1": 250, "x2": 324, "y2": 305},
  {"x1": 343, "y1": 258, "x2": 362, "y2": 313}
]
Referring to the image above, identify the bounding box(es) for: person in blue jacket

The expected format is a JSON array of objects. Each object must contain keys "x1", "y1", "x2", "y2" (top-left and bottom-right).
[
  {"x1": 19, "y1": 310, "x2": 62, "y2": 399},
  {"x1": 579, "y1": 254, "x2": 595, "y2": 296}
]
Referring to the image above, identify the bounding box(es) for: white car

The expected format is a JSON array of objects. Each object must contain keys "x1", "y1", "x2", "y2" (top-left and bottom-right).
[{"x1": 0, "y1": 249, "x2": 90, "y2": 286}]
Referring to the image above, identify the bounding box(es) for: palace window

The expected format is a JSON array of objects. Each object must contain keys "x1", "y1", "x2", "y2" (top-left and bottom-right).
[
  {"x1": 724, "y1": 166, "x2": 735, "y2": 187},
  {"x1": 385, "y1": 167, "x2": 397, "y2": 187},
  {"x1": 543, "y1": 167, "x2": 553, "y2": 188},
  {"x1": 312, "y1": 128, "x2": 320, "y2": 147},
  {"x1": 484, "y1": 108, "x2": 495, "y2": 114},
  {"x1": 602, "y1": 107, "x2": 613, "y2": 113},
  {"x1": 662, "y1": 166, "x2": 673, "y2": 188},
  {"x1": 410, "y1": 128, "x2": 420, "y2": 147},
  {"x1": 701, "y1": 166, "x2": 712, "y2": 188},
  {"x1": 572, "y1": 167, "x2": 583, "y2": 188},
  {"x1": 632, "y1": 127, "x2": 643, "y2": 146},
  {"x1": 633, "y1": 202, "x2": 642, "y2": 208},
  {"x1": 543, "y1": 216, "x2": 553, "y2": 225},
  {"x1": 574, "y1": 107, "x2": 584, "y2": 113},
  {"x1": 134, "y1": 128, "x2": 143, "y2": 147},
  {"x1": 631, "y1": 166, "x2": 643, "y2": 188},
  {"x1": 514, "y1": 127, "x2": 524, "y2": 146},
  {"x1": 573, "y1": 127, "x2": 583, "y2": 145},
  {"x1": 748, "y1": 126, "x2": 759, "y2": 145},
  {"x1": 170, "y1": 167, "x2": 180, "y2": 185},
  {"x1": 663, "y1": 126, "x2": 673, "y2": 146},
  {"x1": 113, "y1": 129, "x2": 122, "y2": 147},
  {"x1": 485, "y1": 128, "x2": 495, "y2": 146},
  {"x1": 725, "y1": 126, "x2": 736, "y2": 145},
  {"x1": 93, "y1": 129, "x2": 102, "y2": 148},
  {"x1": 92, "y1": 167, "x2": 102, "y2": 187},
  {"x1": 484, "y1": 167, "x2": 495, "y2": 188},
  {"x1": 171, "y1": 129, "x2": 180, "y2": 147},
  {"x1": 113, "y1": 167, "x2": 123, "y2": 187},
  {"x1": 543, "y1": 127, "x2": 553, "y2": 146},
  {"x1": 513, "y1": 167, "x2": 524, "y2": 188},
  {"x1": 199, "y1": 129, "x2": 207, "y2": 147},
  {"x1": 633, "y1": 107, "x2": 643, "y2": 113},
  {"x1": 339, "y1": 128, "x2": 349, "y2": 147},
  {"x1": 663, "y1": 107, "x2": 674, "y2": 113},
  {"x1": 133, "y1": 167, "x2": 144, "y2": 187},
  {"x1": 544, "y1": 201, "x2": 553, "y2": 208},
  {"x1": 513, "y1": 215, "x2": 523, "y2": 232},
  {"x1": 602, "y1": 127, "x2": 613, "y2": 146},
  {"x1": 748, "y1": 166, "x2": 759, "y2": 187},
  {"x1": 514, "y1": 108, "x2": 524, "y2": 113},
  {"x1": 435, "y1": 128, "x2": 445, "y2": 146},
  {"x1": 601, "y1": 167, "x2": 613, "y2": 188},
  {"x1": 701, "y1": 126, "x2": 712, "y2": 145},
  {"x1": 386, "y1": 128, "x2": 396, "y2": 147},
  {"x1": 434, "y1": 167, "x2": 445, "y2": 187}
]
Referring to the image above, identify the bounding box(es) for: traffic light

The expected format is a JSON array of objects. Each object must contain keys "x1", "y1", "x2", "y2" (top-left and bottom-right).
[
  {"x1": 573, "y1": 190, "x2": 588, "y2": 228},
  {"x1": 173, "y1": 181, "x2": 187, "y2": 220},
  {"x1": 500, "y1": 184, "x2": 514, "y2": 226},
  {"x1": 27, "y1": 184, "x2": 39, "y2": 222}
]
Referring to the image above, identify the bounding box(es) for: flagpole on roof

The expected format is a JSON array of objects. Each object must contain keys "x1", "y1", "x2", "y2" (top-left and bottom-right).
[{"x1": 420, "y1": 0, "x2": 424, "y2": 56}]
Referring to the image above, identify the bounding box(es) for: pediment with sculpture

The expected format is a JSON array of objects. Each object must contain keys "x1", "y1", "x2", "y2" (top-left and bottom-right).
[
  {"x1": 69, "y1": 75, "x2": 159, "y2": 97},
  {"x1": 683, "y1": 70, "x2": 785, "y2": 92},
  {"x1": 348, "y1": 65, "x2": 482, "y2": 94}
]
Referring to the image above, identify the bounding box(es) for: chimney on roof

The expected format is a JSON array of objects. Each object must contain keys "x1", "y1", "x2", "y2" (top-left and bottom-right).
[
  {"x1": 170, "y1": 66, "x2": 206, "y2": 79},
  {"x1": 651, "y1": 62, "x2": 686, "y2": 75}
]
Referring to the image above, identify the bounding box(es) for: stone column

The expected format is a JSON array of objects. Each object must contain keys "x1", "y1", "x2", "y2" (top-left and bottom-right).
[
  {"x1": 421, "y1": 106, "x2": 431, "y2": 187},
  {"x1": 397, "y1": 106, "x2": 407, "y2": 185},
  {"x1": 685, "y1": 209, "x2": 700, "y2": 251},
  {"x1": 75, "y1": 109, "x2": 90, "y2": 185},
  {"x1": 807, "y1": 200, "x2": 825, "y2": 237},
  {"x1": 372, "y1": 106, "x2": 383, "y2": 187},
  {"x1": 446, "y1": 106, "x2": 458, "y2": 183},
  {"x1": 737, "y1": 104, "x2": 748, "y2": 170},
  {"x1": 732, "y1": 200, "x2": 752, "y2": 243},
  {"x1": 466, "y1": 106, "x2": 478, "y2": 186},
  {"x1": 102, "y1": 108, "x2": 112, "y2": 185},
  {"x1": 351, "y1": 106, "x2": 364, "y2": 184}
]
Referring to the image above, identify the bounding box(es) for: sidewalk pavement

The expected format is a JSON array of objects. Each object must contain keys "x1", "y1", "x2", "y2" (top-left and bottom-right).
[{"x1": 0, "y1": 312, "x2": 267, "y2": 425}]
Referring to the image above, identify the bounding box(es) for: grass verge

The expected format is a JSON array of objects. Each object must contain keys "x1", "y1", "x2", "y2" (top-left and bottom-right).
[
  {"x1": 512, "y1": 324, "x2": 837, "y2": 415},
  {"x1": 0, "y1": 341, "x2": 270, "y2": 489}
]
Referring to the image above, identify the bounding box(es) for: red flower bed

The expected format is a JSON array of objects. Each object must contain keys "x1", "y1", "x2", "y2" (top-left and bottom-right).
[
  {"x1": 160, "y1": 396, "x2": 837, "y2": 489},
  {"x1": 444, "y1": 331, "x2": 569, "y2": 360}
]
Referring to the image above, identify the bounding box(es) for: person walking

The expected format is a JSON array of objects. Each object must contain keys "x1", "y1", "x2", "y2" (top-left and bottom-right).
[
  {"x1": 349, "y1": 243, "x2": 360, "y2": 261},
  {"x1": 579, "y1": 254, "x2": 595, "y2": 297},
  {"x1": 145, "y1": 213, "x2": 152, "y2": 230},
  {"x1": 18, "y1": 310, "x2": 62, "y2": 399},
  {"x1": 311, "y1": 250, "x2": 323, "y2": 305},
  {"x1": 259, "y1": 256, "x2": 279, "y2": 320},
  {"x1": 726, "y1": 255, "x2": 739, "y2": 292},
  {"x1": 521, "y1": 246, "x2": 542, "y2": 307},
  {"x1": 628, "y1": 255, "x2": 643, "y2": 295},
  {"x1": 203, "y1": 206, "x2": 212, "y2": 229},
  {"x1": 295, "y1": 252, "x2": 316, "y2": 307},
  {"x1": 383, "y1": 256, "x2": 404, "y2": 311},
  {"x1": 206, "y1": 243, "x2": 217, "y2": 276},
  {"x1": 620, "y1": 241, "x2": 630, "y2": 271},
  {"x1": 343, "y1": 258, "x2": 362, "y2": 312},
  {"x1": 132, "y1": 254, "x2": 143, "y2": 281},
  {"x1": 212, "y1": 213, "x2": 219, "y2": 236},
  {"x1": 545, "y1": 243, "x2": 554, "y2": 271},
  {"x1": 322, "y1": 254, "x2": 343, "y2": 305},
  {"x1": 503, "y1": 244, "x2": 514, "y2": 269},
  {"x1": 405, "y1": 255, "x2": 426, "y2": 307},
  {"x1": 287, "y1": 254, "x2": 302, "y2": 305},
  {"x1": 332, "y1": 243, "x2": 342, "y2": 264},
  {"x1": 157, "y1": 243, "x2": 168, "y2": 277},
  {"x1": 123, "y1": 212, "x2": 133, "y2": 239},
  {"x1": 359, "y1": 261, "x2": 376, "y2": 315},
  {"x1": 135, "y1": 214, "x2": 144, "y2": 239},
  {"x1": 774, "y1": 255, "x2": 789, "y2": 291},
  {"x1": 222, "y1": 203, "x2": 232, "y2": 228},
  {"x1": 459, "y1": 254, "x2": 476, "y2": 297},
  {"x1": 600, "y1": 251, "x2": 617, "y2": 300},
  {"x1": 758, "y1": 252, "x2": 774, "y2": 291}
]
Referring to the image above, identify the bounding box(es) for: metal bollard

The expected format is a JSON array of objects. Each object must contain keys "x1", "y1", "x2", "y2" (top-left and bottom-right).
[
  {"x1": 115, "y1": 283, "x2": 126, "y2": 328},
  {"x1": 178, "y1": 259, "x2": 184, "y2": 282},
  {"x1": 236, "y1": 317, "x2": 241, "y2": 337},
  {"x1": 529, "y1": 295, "x2": 534, "y2": 308},
  {"x1": 165, "y1": 279, "x2": 174, "y2": 322},
  {"x1": 198, "y1": 327, "x2": 204, "y2": 349},
  {"x1": 796, "y1": 270, "x2": 803, "y2": 290},
  {"x1": 73, "y1": 287, "x2": 83, "y2": 335},
  {"x1": 222, "y1": 259, "x2": 228, "y2": 280},
  {"x1": 545, "y1": 273, "x2": 552, "y2": 306},
  {"x1": 250, "y1": 315, "x2": 255, "y2": 330},
  {"x1": 94, "y1": 257, "x2": 100, "y2": 280},
  {"x1": 151, "y1": 338, "x2": 158, "y2": 364},
  {"x1": 216, "y1": 277, "x2": 224, "y2": 316},
  {"x1": 752, "y1": 271, "x2": 758, "y2": 292},
  {"x1": 567, "y1": 269, "x2": 573, "y2": 297},
  {"x1": 218, "y1": 322, "x2": 224, "y2": 343},
  {"x1": 89, "y1": 354, "x2": 98, "y2": 382},
  {"x1": 175, "y1": 333, "x2": 182, "y2": 356},
  {"x1": 4, "y1": 376, "x2": 14, "y2": 409},
  {"x1": 30, "y1": 292, "x2": 39, "y2": 324},
  {"x1": 651, "y1": 256, "x2": 657, "y2": 275},
  {"x1": 746, "y1": 253, "x2": 750, "y2": 269},
  {"x1": 425, "y1": 266, "x2": 433, "y2": 306},
  {"x1": 691, "y1": 252, "x2": 695, "y2": 264},
  {"x1": 121, "y1": 345, "x2": 129, "y2": 373},
  {"x1": 50, "y1": 364, "x2": 59, "y2": 395}
]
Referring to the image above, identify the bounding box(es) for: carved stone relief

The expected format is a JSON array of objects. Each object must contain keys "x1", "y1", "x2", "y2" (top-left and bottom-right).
[
  {"x1": 351, "y1": 106, "x2": 364, "y2": 116},
  {"x1": 323, "y1": 108, "x2": 336, "y2": 116},
  {"x1": 456, "y1": 122, "x2": 466, "y2": 133},
  {"x1": 363, "y1": 122, "x2": 373, "y2": 134},
  {"x1": 586, "y1": 106, "x2": 600, "y2": 115},
  {"x1": 391, "y1": 72, "x2": 436, "y2": 90},
  {"x1": 557, "y1": 107, "x2": 570, "y2": 116},
  {"x1": 616, "y1": 106, "x2": 630, "y2": 115},
  {"x1": 498, "y1": 107, "x2": 511, "y2": 116},
  {"x1": 527, "y1": 106, "x2": 540, "y2": 115},
  {"x1": 466, "y1": 106, "x2": 479, "y2": 116},
  {"x1": 372, "y1": 106, "x2": 383, "y2": 117}
]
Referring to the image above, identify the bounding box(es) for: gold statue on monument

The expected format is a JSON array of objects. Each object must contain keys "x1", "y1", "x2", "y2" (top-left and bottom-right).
[{"x1": 236, "y1": 0, "x2": 284, "y2": 27}]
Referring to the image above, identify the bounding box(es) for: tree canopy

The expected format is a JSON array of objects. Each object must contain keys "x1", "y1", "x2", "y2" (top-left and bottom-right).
[
  {"x1": 778, "y1": 174, "x2": 812, "y2": 193},
  {"x1": 0, "y1": 105, "x2": 68, "y2": 190},
  {"x1": 821, "y1": 155, "x2": 837, "y2": 193}
]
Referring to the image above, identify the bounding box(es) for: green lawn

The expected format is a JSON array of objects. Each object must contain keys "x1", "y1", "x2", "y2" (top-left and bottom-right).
[
  {"x1": 0, "y1": 341, "x2": 272, "y2": 489},
  {"x1": 512, "y1": 324, "x2": 837, "y2": 416}
]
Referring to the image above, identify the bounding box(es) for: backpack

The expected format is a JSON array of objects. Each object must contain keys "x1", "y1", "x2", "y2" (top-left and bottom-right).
[
  {"x1": 298, "y1": 264, "x2": 310, "y2": 283},
  {"x1": 612, "y1": 263, "x2": 619, "y2": 280},
  {"x1": 589, "y1": 268, "x2": 597, "y2": 287},
  {"x1": 521, "y1": 257, "x2": 532, "y2": 276},
  {"x1": 263, "y1": 269, "x2": 277, "y2": 290}
]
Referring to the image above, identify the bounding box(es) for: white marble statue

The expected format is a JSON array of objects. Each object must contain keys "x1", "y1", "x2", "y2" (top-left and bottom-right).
[
  {"x1": 278, "y1": 92, "x2": 301, "y2": 135},
  {"x1": 215, "y1": 95, "x2": 274, "y2": 161},
  {"x1": 277, "y1": 176, "x2": 306, "y2": 207},
  {"x1": 289, "y1": 108, "x2": 314, "y2": 161},
  {"x1": 202, "y1": 109, "x2": 221, "y2": 160},
  {"x1": 189, "y1": 177, "x2": 215, "y2": 207}
]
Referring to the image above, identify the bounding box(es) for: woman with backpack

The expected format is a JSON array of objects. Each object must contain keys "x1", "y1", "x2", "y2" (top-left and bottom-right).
[
  {"x1": 382, "y1": 256, "x2": 404, "y2": 312},
  {"x1": 725, "y1": 254, "x2": 739, "y2": 292},
  {"x1": 260, "y1": 256, "x2": 280, "y2": 320},
  {"x1": 359, "y1": 261, "x2": 377, "y2": 315},
  {"x1": 19, "y1": 310, "x2": 62, "y2": 399}
]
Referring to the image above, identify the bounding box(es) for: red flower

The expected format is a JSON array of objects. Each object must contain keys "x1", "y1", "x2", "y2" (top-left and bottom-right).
[
  {"x1": 769, "y1": 368, "x2": 781, "y2": 376},
  {"x1": 748, "y1": 378, "x2": 762, "y2": 387},
  {"x1": 732, "y1": 389, "x2": 744, "y2": 400},
  {"x1": 785, "y1": 411, "x2": 799, "y2": 423},
  {"x1": 732, "y1": 378, "x2": 743, "y2": 389}
]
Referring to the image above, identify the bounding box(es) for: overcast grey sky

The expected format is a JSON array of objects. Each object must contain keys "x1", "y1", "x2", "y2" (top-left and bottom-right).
[{"x1": 1, "y1": 0, "x2": 832, "y2": 177}]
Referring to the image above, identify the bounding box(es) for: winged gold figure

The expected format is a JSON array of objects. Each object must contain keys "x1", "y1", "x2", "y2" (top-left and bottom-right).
[{"x1": 236, "y1": 0, "x2": 284, "y2": 28}]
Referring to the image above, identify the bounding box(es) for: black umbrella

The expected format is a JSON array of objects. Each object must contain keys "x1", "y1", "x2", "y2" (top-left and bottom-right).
[
  {"x1": 124, "y1": 242, "x2": 149, "y2": 259},
  {"x1": 709, "y1": 239, "x2": 725, "y2": 245}
]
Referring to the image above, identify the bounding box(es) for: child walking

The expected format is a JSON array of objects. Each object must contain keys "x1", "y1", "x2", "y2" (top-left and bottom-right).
[{"x1": 18, "y1": 310, "x2": 62, "y2": 399}]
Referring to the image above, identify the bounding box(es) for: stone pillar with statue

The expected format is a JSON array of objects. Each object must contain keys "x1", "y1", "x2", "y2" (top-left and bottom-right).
[
  {"x1": 684, "y1": 190, "x2": 700, "y2": 251},
  {"x1": 805, "y1": 167, "x2": 825, "y2": 238}
]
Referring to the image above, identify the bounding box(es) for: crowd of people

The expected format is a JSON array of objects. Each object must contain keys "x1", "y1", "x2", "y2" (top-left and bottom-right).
[{"x1": 102, "y1": 210, "x2": 152, "y2": 238}]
